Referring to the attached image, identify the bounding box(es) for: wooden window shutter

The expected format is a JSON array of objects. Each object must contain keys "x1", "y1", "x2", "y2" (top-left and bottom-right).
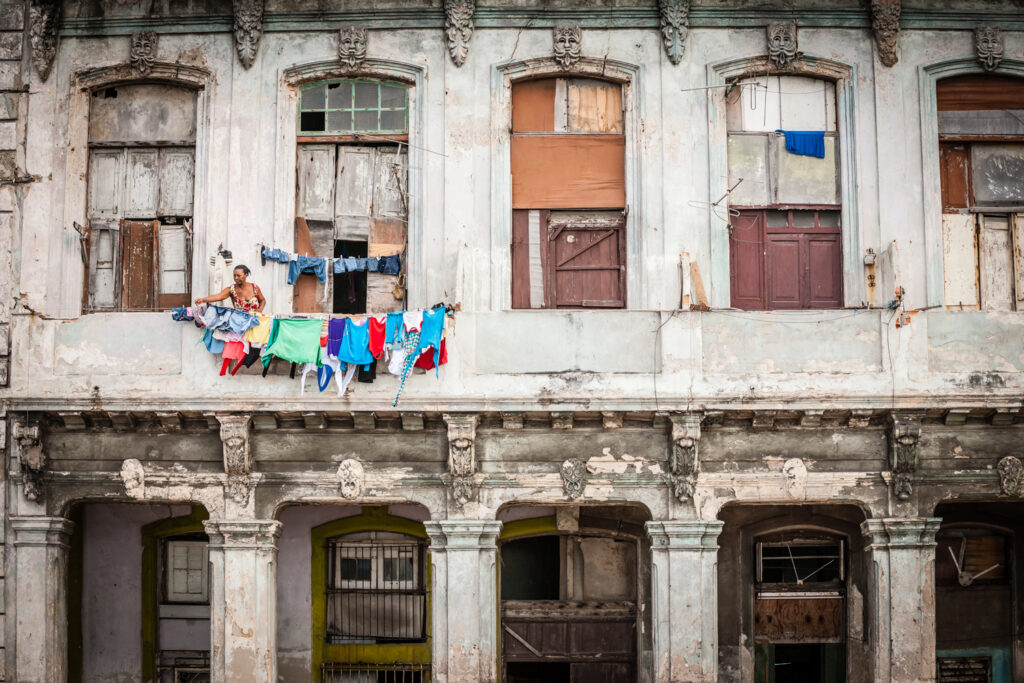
[
  {"x1": 157, "y1": 222, "x2": 191, "y2": 309},
  {"x1": 545, "y1": 217, "x2": 625, "y2": 308},
  {"x1": 86, "y1": 220, "x2": 120, "y2": 311},
  {"x1": 729, "y1": 211, "x2": 767, "y2": 310},
  {"x1": 120, "y1": 219, "x2": 158, "y2": 310},
  {"x1": 939, "y1": 143, "x2": 971, "y2": 211}
]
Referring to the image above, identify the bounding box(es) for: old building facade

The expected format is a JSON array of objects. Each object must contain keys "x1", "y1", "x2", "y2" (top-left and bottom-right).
[{"x1": 0, "y1": 1, "x2": 1023, "y2": 682}]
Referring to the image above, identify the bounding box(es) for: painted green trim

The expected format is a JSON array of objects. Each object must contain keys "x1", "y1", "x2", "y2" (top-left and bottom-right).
[
  {"x1": 500, "y1": 516, "x2": 558, "y2": 540},
  {"x1": 937, "y1": 647, "x2": 1010, "y2": 683},
  {"x1": 58, "y1": 8, "x2": 1024, "y2": 36},
  {"x1": 311, "y1": 507, "x2": 431, "y2": 683},
  {"x1": 140, "y1": 506, "x2": 209, "y2": 683}
]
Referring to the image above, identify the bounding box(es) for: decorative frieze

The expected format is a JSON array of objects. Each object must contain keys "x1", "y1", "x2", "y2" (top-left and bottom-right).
[
  {"x1": 561, "y1": 458, "x2": 586, "y2": 500},
  {"x1": 29, "y1": 0, "x2": 60, "y2": 82},
  {"x1": 767, "y1": 21, "x2": 798, "y2": 69},
  {"x1": 888, "y1": 412, "x2": 922, "y2": 500},
  {"x1": 668, "y1": 412, "x2": 703, "y2": 502},
  {"x1": 870, "y1": 0, "x2": 901, "y2": 67},
  {"x1": 997, "y1": 456, "x2": 1023, "y2": 497},
  {"x1": 658, "y1": 0, "x2": 690, "y2": 66},
  {"x1": 444, "y1": 0, "x2": 475, "y2": 67},
  {"x1": 975, "y1": 26, "x2": 1003, "y2": 72},
  {"x1": 232, "y1": 0, "x2": 264, "y2": 69},
  {"x1": 444, "y1": 414, "x2": 478, "y2": 507},
  {"x1": 553, "y1": 25, "x2": 582, "y2": 69},
  {"x1": 338, "y1": 26, "x2": 367, "y2": 72},
  {"x1": 130, "y1": 31, "x2": 158, "y2": 76}
]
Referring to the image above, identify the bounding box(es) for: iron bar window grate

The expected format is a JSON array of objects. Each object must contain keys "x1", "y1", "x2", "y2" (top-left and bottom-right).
[
  {"x1": 326, "y1": 537, "x2": 427, "y2": 643},
  {"x1": 322, "y1": 662, "x2": 429, "y2": 682}
]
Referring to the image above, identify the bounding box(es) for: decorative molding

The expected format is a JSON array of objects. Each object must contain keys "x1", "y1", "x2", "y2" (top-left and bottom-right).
[
  {"x1": 974, "y1": 25, "x2": 1003, "y2": 72},
  {"x1": 337, "y1": 458, "x2": 364, "y2": 499},
  {"x1": 553, "y1": 25, "x2": 582, "y2": 69},
  {"x1": 560, "y1": 458, "x2": 587, "y2": 500},
  {"x1": 444, "y1": 0, "x2": 474, "y2": 67},
  {"x1": 550, "y1": 412, "x2": 574, "y2": 430},
  {"x1": 766, "y1": 21, "x2": 798, "y2": 69},
  {"x1": 501, "y1": 412, "x2": 524, "y2": 430},
  {"x1": 120, "y1": 458, "x2": 146, "y2": 499},
  {"x1": 30, "y1": 0, "x2": 60, "y2": 82},
  {"x1": 870, "y1": 0, "x2": 901, "y2": 67},
  {"x1": 444, "y1": 414, "x2": 478, "y2": 507},
  {"x1": 668, "y1": 412, "x2": 703, "y2": 502},
  {"x1": 129, "y1": 31, "x2": 158, "y2": 75},
  {"x1": 997, "y1": 456, "x2": 1023, "y2": 497},
  {"x1": 658, "y1": 0, "x2": 689, "y2": 66},
  {"x1": 13, "y1": 421, "x2": 45, "y2": 502},
  {"x1": 216, "y1": 414, "x2": 252, "y2": 476},
  {"x1": 338, "y1": 25, "x2": 367, "y2": 72},
  {"x1": 888, "y1": 412, "x2": 922, "y2": 500},
  {"x1": 232, "y1": 0, "x2": 264, "y2": 69}
]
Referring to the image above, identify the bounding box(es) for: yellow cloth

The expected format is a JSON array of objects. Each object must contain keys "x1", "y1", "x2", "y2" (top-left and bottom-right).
[{"x1": 244, "y1": 314, "x2": 273, "y2": 345}]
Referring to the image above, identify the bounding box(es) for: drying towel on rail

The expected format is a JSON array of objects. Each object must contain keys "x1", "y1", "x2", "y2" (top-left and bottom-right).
[{"x1": 776, "y1": 130, "x2": 825, "y2": 158}]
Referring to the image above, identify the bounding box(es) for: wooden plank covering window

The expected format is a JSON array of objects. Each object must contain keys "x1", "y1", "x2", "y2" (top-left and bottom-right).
[
  {"x1": 511, "y1": 135, "x2": 625, "y2": 209},
  {"x1": 754, "y1": 597, "x2": 843, "y2": 643},
  {"x1": 512, "y1": 79, "x2": 557, "y2": 132},
  {"x1": 937, "y1": 75, "x2": 1024, "y2": 111},
  {"x1": 293, "y1": 216, "x2": 319, "y2": 313},
  {"x1": 939, "y1": 143, "x2": 971, "y2": 210},
  {"x1": 546, "y1": 218, "x2": 625, "y2": 308},
  {"x1": 120, "y1": 220, "x2": 158, "y2": 310}
]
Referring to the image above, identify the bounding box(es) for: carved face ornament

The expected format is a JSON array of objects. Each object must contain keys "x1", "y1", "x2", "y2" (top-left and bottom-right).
[
  {"x1": 767, "y1": 22, "x2": 797, "y2": 69},
  {"x1": 998, "y1": 456, "x2": 1023, "y2": 497},
  {"x1": 553, "y1": 25, "x2": 582, "y2": 69},
  {"x1": 130, "y1": 31, "x2": 158, "y2": 76},
  {"x1": 338, "y1": 26, "x2": 367, "y2": 71},
  {"x1": 975, "y1": 26, "x2": 1003, "y2": 72}
]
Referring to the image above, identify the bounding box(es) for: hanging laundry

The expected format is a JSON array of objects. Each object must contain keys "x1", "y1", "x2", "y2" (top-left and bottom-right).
[
  {"x1": 368, "y1": 316, "x2": 387, "y2": 359},
  {"x1": 244, "y1": 314, "x2": 273, "y2": 345},
  {"x1": 336, "y1": 317, "x2": 375, "y2": 368},
  {"x1": 392, "y1": 330, "x2": 421, "y2": 407},
  {"x1": 287, "y1": 255, "x2": 328, "y2": 285},
  {"x1": 417, "y1": 307, "x2": 446, "y2": 373},
  {"x1": 776, "y1": 130, "x2": 825, "y2": 158},
  {"x1": 261, "y1": 318, "x2": 323, "y2": 367},
  {"x1": 378, "y1": 254, "x2": 402, "y2": 276},
  {"x1": 386, "y1": 312, "x2": 406, "y2": 345},
  {"x1": 415, "y1": 338, "x2": 448, "y2": 370}
]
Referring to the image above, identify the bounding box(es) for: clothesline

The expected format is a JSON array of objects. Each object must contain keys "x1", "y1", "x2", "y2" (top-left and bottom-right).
[
  {"x1": 171, "y1": 303, "x2": 450, "y2": 406},
  {"x1": 260, "y1": 245, "x2": 403, "y2": 282}
]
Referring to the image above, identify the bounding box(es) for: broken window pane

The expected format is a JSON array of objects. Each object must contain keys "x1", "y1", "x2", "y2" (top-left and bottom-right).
[
  {"x1": 299, "y1": 80, "x2": 409, "y2": 135},
  {"x1": 326, "y1": 81, "x2": 351, "y2": 109},
  {"x1": 300, "y1": 110, "x2": 326, "y2": 133}
]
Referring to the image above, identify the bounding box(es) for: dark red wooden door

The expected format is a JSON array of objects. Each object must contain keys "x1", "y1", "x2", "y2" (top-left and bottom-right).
[
  {"x1": 546, "y1": 219, "x2": 625, "y2": 308},
  {"x1": 730, "y1": 211, "x2": 767, "y2": 310}
]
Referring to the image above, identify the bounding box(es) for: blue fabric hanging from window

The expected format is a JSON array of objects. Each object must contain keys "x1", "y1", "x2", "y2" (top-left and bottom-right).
[{"x1": 776, "y1": 130, "x2": 826, "y2": 158}]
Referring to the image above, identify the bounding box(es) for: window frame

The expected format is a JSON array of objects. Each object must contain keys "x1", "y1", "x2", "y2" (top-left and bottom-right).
[{"x1": 297, "y1": 78, "x2": 410, "y2": 138}]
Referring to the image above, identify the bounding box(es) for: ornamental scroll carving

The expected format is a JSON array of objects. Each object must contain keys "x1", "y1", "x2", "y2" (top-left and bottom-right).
[
  {"x1": 553, "y1": 25, "x2": 582, "y2": 69},
  {"x1": 870, "y1": 0, "x2": 901, "y2": 68},
  {"x1": 338, "y1": 26, "x2": 367, "y2": 72},
  {"x1": 130, "y1": 31, "x2": 158, "y2": 76},
  {"x1": 29, "y1": 0, "x2": 60, "y2": 82},
  {"x1": 669, "y1": 412, "x2": 703, "y2": 502},
  {"x1": 444, "y1": 0, "x2": 475, "y2": 67},
  {"x1": 888, "y1": 413, "x2": 921, "y2": 501},
  {"x1": 975, "y1": 26, "x2": 1004, "y2": 72},
  {"x1": 998, "y1": 456, "x2": 1023, "y2": 497},
  {"x1": 658, "y1": 0, "x2": 690, "y2": 66},
  {"x1": 13, "y1": 421, "x2": 45, "y2": 502},
  {"x1": 561, "y1": 458, "x2": 587, "y2": 500},
  {"x1": 338, "y1": 458, "x2": 365, "y2": 499},
  {"x1": 233, "y1": 0, "x2": 264, "y2": 69},
  {"x1": 444, "y1": 414, "x2": 478, "y2": 507},
  {"x1": 767, "y1": 22, "x2": 798, "y2": 69}
]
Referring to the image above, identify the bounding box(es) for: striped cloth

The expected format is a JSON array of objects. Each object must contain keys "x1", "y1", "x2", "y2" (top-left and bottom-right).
[{"x1": 391, "y1": 330, "x2": 421, "y2": 407}]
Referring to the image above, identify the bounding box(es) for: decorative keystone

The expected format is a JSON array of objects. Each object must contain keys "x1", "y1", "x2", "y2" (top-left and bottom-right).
[
  {"x1": 444, "y1": 414, "x2": 478, "y2": 507},
  {"x1": 888, "y1": 412, "x2": 922, "y2": 500},
  {"x1": 668, "y1": 412, "x2": 703, "y2": 502}
]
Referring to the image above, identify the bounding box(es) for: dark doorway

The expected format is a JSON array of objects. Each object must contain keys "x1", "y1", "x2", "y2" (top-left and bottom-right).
[
  {"x1": 506, "y1": 662, "x2": 570, "y2": 682},
  {"x1": 333, "y1": 239, "x2": 367, "y2": 314},
  {"x1": 755, "y1": 643, "x2": 845, "y2": 683}
]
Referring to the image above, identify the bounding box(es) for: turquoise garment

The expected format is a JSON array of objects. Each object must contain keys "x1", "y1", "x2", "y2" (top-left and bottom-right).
[
  {"x1": 261, "y1": 318, "x2": 322, "y2": 367},
  {"x1": 337, "y1": 318, "x2": 374, "y2": 367},
  {"x1": 417, "y1": 307, "x2": 445, "y2": 375}
]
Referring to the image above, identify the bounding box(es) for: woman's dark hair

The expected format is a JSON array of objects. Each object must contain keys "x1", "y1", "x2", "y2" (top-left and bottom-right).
[{"x1": 233, "y1": 264, "x2": 251, "y2": 276}]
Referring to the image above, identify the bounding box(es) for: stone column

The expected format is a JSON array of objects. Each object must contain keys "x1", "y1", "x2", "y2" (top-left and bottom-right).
[
  {"x1": 204, "y1": 520, "x2": 282, "y2": 683},
  {"x1": 10, "y1": 516, "x2": 75, "y2": 683},
  {"x1": 646, "y1": 520, "x2": 724, "y2": 683},
  {"x1": 425, "y1": 520, "x2": 502, "y2": 683},
  {"x1": 861, "y1": 517, "x2": 941, "y2": 683}
]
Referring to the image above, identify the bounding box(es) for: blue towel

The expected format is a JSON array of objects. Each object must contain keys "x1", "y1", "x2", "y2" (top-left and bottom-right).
[{"x1": 776, "y1": 130, "x2": 825, "y2": 159}]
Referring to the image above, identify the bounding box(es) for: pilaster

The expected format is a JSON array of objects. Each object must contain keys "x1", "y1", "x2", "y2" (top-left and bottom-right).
[
  {"x1": 646, "y1": 521, "x2": 723, "y2": 683},
  {"x1": 424, "y1": 519, "x2": 502, "y2": 683},
  {"x1": 203, "y1": 519, "x2": 282, "y2": 683},
  {"x1": 10, "y1": 516, "x2": 74, "y2": 683},
  {"x1": 861, "y1": 517, "x2": 941, "y2": 683}
]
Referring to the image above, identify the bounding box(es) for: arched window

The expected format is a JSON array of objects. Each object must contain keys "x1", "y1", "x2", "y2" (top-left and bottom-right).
[
  {"x1": 936, "y1": 75, "x2": 1024, "y2": 311},
  {"x1": 509, "y1": 77, "x2": 627, "y2": 309},
  {"x1": 293, "y1": 79, "x2": 410, "y2": 315},
  {"x1": 726, "y1": 75, "x2": 843, "y2": 310},
  {"x1": 85, "y1": 83, "x2": 198, "y2": 312}
]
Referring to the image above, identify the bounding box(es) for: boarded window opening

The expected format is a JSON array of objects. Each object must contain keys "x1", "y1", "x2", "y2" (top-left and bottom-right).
[{"x1": 333, "y1": 239, "x2": 368, "y2": 314}]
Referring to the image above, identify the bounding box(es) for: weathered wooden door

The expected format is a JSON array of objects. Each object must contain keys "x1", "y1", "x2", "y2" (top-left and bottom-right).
[
  {"x1": 121, "y1": 220, "x2": 158, "y2": 310},
  {"x1": 545, "y1": 218, "x2": 625, "y2": 308}
]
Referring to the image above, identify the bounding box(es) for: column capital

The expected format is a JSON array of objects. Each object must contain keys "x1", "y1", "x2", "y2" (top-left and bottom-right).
[
  {"x1": 11, "y1": 516, "x2": 75, "y2": 547},
  {"x1": 861, "y1": 517, "x2": 941, "y2": 549},
  {"x1": 203, "y1": 519, "x2": 282, "y2": 550},
  {"x1": 646, "y1": 520, "x2": 723, "y2": 549},
  {"x1": 424, "y1": 520, "x2": 502, "y2": 550}
]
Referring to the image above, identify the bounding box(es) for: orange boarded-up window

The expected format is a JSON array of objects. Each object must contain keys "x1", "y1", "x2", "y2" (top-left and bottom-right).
[{"x1": 511, "y1": 135, "x2": 625, "y2": 209}]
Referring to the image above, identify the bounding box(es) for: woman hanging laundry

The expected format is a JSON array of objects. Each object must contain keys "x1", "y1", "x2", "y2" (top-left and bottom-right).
[{"x1": 194, "y1": 265, "x2": 266, "y2": 313}]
